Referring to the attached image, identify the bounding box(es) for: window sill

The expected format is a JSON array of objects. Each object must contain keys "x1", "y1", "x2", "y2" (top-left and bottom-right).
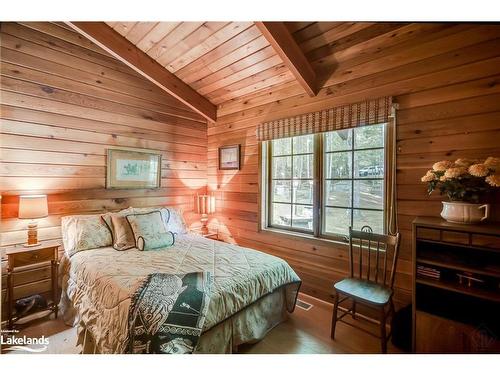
[{"x1": 259, "y1": 226, "x2": 350, "y2": 248}]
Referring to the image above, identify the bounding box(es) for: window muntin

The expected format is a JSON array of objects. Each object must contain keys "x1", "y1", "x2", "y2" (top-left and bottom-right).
[{"x1": 265, "y1": 124, "x2": 386, "y2": 239}]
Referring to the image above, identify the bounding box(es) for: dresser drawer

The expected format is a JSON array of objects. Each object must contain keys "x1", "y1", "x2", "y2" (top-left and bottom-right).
[
  {"x1": 416, "y1": 228, "x2": 441, "y2": 241},
  {"x1": 8, "y1": 246, "x2": 57, "y2": 268},
  {"x1": 471, "y1": 234, "x2": 500, "y2": 250},
  {"x1": 441, "y1": 231, "x2": 470, "y2": 245}
]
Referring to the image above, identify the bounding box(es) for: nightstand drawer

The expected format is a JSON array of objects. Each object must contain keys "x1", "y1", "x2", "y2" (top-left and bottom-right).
[{"x1": 9, "y1": 246, "x2": 57, "y2": 268}]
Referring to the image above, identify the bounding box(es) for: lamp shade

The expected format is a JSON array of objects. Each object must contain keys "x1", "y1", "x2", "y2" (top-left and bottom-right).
[
  {"x1": 195, "y1": 194, "x2": 215, "y2": 215},
  {"x1": 18, "y1": 195, "x2": 48, "y2": 219}
]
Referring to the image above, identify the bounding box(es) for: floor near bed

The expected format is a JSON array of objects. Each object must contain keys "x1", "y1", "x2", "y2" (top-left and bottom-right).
[{"x1": 3, "y1": 293, "x2": 402, "y2": 354}]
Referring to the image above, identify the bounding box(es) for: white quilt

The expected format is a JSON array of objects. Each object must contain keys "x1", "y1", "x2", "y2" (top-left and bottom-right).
[{"x1": 60, "y1": 234, "x2": 301, "y2": 353}]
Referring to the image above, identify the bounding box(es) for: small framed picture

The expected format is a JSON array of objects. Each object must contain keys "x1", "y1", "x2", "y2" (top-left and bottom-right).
[
  {"x1": 218, "y1": 144, "x2": 240, "y2": 170},
  {"x1": 106, "y1": 149, "x2": 162, "y2": 189}
]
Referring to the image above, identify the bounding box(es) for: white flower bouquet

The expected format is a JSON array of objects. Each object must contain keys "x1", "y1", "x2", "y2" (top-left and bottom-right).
[{"x1": 421, "y1": 157, "x2": 500, "y2": 203}]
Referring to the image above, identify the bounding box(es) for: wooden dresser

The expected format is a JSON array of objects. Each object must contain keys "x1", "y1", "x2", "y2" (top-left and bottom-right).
[{"x1": 412, "y1": 217, "x2": 500, "y2": 353}]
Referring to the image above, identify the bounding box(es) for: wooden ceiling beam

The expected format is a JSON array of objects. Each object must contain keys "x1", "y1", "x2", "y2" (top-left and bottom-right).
[
  {"x1": 255, "y1": 22, "x2": 317, "y2": 97},
  {"x1": 66, "y1": 22, "x2": 217, "y2": 122}
]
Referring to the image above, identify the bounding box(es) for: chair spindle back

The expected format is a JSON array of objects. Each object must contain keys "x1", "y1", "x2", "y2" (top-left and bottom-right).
[{"x1": 348, "y1": 226, "x2": 401, "y2": 288}]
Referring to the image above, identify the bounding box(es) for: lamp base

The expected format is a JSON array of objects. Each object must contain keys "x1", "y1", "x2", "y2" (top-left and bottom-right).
[
  {"x1": 26, "y1": 221, "x2": 40, "y2": 247},
  {"x1": 200, "y1": 214, "x2": 209, "y2": 235},
  {"x1": 24, "y1": 242, "x2": 42, "y2": 247}
]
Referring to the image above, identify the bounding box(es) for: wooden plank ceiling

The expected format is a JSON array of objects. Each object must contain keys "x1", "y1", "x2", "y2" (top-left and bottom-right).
[
  {"x1": 104, "y1": 22, "x2": 311, "y2": 105},
  {"x1": 104, "y1": 22, "x2": 408, "y2": 109},
  {"x1": 255, "y1": 22, "x2": 317, "y2": 96}
]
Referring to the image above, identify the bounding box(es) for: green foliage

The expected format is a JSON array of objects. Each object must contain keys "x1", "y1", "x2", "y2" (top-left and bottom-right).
[{"x1": 427, "y1": 171, "x2": 493, "y2": 203}]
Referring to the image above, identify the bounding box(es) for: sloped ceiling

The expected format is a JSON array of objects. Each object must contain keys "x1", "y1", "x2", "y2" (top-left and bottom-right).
[
  {"x1": 106, "y1": 22, "x2": 296, "y2": 105},
  {"x1": 72, "y1": 21, "x2": 424, "y2": 114}
]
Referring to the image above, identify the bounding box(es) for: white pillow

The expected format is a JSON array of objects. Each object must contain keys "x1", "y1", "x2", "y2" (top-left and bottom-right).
[
  {"x1": 61, "y1": 214, "x2": 112, "y2": 257},
  {"x1": 166, "y1": 207, "x2": 188, "y2": 234}
]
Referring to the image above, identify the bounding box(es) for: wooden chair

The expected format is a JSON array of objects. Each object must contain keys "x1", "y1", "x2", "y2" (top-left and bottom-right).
[{"x1": 330, "y1": 226, "x2": 401, "y2": 353}]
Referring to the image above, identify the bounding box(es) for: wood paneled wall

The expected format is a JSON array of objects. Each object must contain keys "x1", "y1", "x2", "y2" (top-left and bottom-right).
[
  {"x1": 1, "y1": 22, "x2": 500, "y2": 313},
  {"x1": 207, "y1": 23, "x2": 500, "y2": 306},
  {"x1": 0, "y1": 22, "x2": 208, "y2": 311}
]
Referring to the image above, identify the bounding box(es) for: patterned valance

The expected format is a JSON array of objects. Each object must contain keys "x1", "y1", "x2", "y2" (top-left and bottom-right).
[{"x1": 256, "y1": 96, "x2": 393, "y2": 141}]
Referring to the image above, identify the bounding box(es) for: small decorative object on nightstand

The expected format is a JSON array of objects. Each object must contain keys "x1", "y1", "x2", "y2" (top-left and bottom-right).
[
  {"x1": 6, "y1": 240, "x2": 60, "y2": 329},
  {"x1": 18, "y1": 194, "x2": 48, "y2": 247}
]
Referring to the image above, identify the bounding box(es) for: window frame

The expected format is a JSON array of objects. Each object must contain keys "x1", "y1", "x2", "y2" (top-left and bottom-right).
[
  {"x1": 262, "y1": 124, "x2": 388, "y2": 241},
  {"x1": 266, "y1": 137, "x2": 316, "y2": 236}
]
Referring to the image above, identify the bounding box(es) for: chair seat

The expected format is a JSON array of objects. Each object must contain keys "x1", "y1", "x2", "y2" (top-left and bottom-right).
[{"x1": 334, "y1": 278, "x2": 392, "y2": 305}]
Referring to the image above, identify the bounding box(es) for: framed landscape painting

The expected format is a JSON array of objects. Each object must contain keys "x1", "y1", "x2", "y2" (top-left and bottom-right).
[
  {"x1": 218, "y1": 144, "x2": 241, "y2": 170},
  {"x1": 106, "y1": 149, "x2": 162, "y2": 189}
]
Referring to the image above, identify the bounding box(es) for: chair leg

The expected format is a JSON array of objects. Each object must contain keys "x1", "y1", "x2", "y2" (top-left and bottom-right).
[
  {"x1": 351, "y1": 300, "x2": 356, "y2": 319},
  {"x1": 330, "y1": 292, "x2": 340, "y2": 339},
  {"x1": 379, "y1": 307, "x2": 387, "y2": 354}
]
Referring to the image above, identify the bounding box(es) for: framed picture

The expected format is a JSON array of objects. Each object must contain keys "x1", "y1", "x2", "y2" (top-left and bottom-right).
[
  {"x1": 219, "y1": 144, "x2": 240, "y2": 170},
  {"x1": 106, "y1": 149, "x2": 161, "y2": 189}
]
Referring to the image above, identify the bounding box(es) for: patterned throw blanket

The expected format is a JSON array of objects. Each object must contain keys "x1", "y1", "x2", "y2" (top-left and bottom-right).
[{"x1": 126, "y1": 272, "x2": 212, "y2": 354}]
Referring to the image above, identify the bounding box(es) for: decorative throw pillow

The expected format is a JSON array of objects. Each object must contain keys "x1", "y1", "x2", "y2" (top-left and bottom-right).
[
  {"x1": 129, "y1": 206, "x2": 187, "y2": 234},
  {"x1": 132, "y1": 207, "x2": 170, "y2": 228},
  {"x1": 111, "y1": 215, "x2": 136, "y2": 250},
  {"x1": 61, "y1": 214, "x2": 112, "y2": 257},
  {"x1": 136, "y1": 232, "x2": 175, "y2": 251},
  {"x1": 101, "y1": 208, "x2": 135, "y2": 251},
  {"x1": 126, "y1": 211, "x2": 175, "y2": 251},
  {"x1": 101, "y1": 207, "x2": 133, "y2": 234}
]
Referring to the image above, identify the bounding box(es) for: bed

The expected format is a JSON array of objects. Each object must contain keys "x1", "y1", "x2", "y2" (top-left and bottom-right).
[{"x1": 59, "y1": 232, "x2": 301, "y2": 354}]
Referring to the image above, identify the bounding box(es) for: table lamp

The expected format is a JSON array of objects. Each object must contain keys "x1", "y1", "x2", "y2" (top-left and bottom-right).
[
  {"x1": 195, "y1": 194, "x2": 216, "y2": 235},
  {"x1": 18, "y1": 195, "x2": 48, "y2": 247}
]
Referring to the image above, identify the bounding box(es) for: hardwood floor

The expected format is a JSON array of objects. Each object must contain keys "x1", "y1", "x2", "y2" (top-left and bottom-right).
[
  {"x1": 1, "y1": 293, "x2": 403, "y2": 354},
  {"x1": 240, "y1": 293, "x2": 403, "y2": 354}
]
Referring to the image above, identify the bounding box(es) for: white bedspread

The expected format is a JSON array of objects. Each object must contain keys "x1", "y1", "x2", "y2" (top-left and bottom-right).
[{"x1": 59, "y1": 234, "x2": 301, "y2": 353}]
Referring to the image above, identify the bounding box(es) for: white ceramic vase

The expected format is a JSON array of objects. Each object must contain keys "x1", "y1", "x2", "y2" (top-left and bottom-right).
[{"x1": 440, "y1": 201, "x2": 490, "y2": 224}]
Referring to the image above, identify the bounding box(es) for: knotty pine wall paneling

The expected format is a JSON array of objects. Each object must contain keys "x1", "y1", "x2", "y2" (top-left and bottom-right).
[
  {"x1": 0, "y1": 22, "x2": 208, "y2": 315},
  {"x1": 207, "y1": 23, "x2": 500, "y2": 307}
]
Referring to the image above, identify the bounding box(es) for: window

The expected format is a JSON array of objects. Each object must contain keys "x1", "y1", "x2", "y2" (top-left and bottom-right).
[{"x1": 263, "y1": 124, "x2": 387, "y2": 240}]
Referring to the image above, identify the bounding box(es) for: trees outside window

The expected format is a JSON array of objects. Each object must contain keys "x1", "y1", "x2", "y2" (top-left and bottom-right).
[{"x1": 265, "y1": 124, "x2": 386, "y2": 239}]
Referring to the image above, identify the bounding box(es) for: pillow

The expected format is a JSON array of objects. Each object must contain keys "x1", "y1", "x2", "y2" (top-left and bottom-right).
[
  {"x1": 111, "y1": 215, "x2": 136, "y2": 250},
  {"x1": 101, "y1": 208, "x2": 135, "y2": 251},
  {"x1": 132, "y1": 207, "x2": 170, "y2": 228},
  {"x1": 61, "y1": 214, "x2": 112, "y2": 257},
  {"x1": 130, "y1": 206, "x2": 187, "y2": 234},
  {"x1": 101, "y1": 207, "x2": 133, "y2": 234},
  {"x1": 126, "y1": 211, "x2": 175, "y2": 251},
  {"x1": 136, "y1": 232, "x2": 175, "y2": 251},
  {"x1": 166, "y1": 207, "x2": 188, "y2": 234}
]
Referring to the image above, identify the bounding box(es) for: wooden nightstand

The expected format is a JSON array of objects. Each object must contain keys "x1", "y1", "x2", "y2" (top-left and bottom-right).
[
  {"x1": 6, "y1": 240, "x2": 60, "y2": 329},
  {"x1": 190, "y1": 228, "x2": 220, "y2": 241}
]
